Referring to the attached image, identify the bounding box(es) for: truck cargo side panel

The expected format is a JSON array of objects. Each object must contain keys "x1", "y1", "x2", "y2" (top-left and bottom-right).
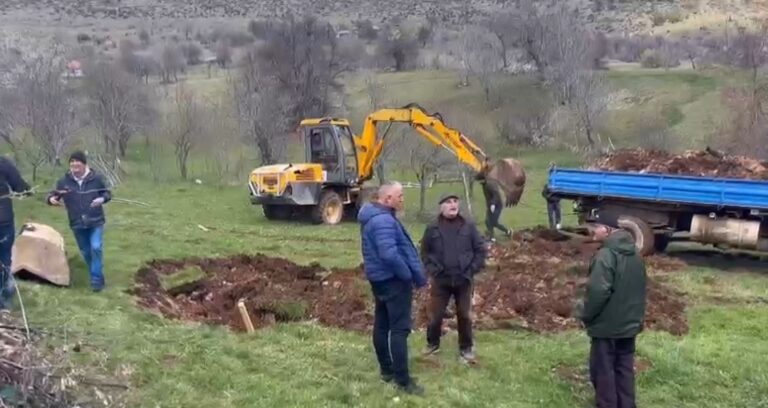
[{"x1": 549, "y1": 168, "x2": 768, "y2": 210}]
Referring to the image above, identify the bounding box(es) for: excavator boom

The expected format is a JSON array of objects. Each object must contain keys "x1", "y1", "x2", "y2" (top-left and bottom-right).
[
  {"x1": 352, "y1": 104, "x2": 526, "y2": 207},
  {"x1": 354, "y1": 104, "x2": 487, "y2": 181}
]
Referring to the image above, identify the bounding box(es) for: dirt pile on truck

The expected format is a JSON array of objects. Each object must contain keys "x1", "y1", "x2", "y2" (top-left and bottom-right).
[
  {"x1": 591, "y1": 148, "x2": 768, "y2": 179},
  {"x1": 133, "y1": 229, "x2": 689, "y2": 336}
]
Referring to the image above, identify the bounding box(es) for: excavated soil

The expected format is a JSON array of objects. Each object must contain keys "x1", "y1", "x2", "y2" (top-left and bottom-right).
[
  {"x1": 591, "y1": 148, "x2": 768, "y2": 179},
  {"x1": 132, "y1": 229, "x2": 689, "y2": 336}
]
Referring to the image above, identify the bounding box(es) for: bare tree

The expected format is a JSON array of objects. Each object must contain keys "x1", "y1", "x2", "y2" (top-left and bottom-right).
[
  {"x1": 201, "y1": 95, "x2": 244, "y2": 180},
  {"x1": 417, "y1": 24, "x2": 433, "y2": 48},
  {"x1": 254, "y1": 15, "x2": 355, "y2": 121},
  {"x1": 376, "y1": 32, "x2": 419, "y2": 72},
  {"x1": 84, "y1": 61, "x2": 154, "y2": 164},
  {"x1": 488, "y1": 12, "x2": 515, "y2": 69},
  {"x1": 570, "y1": 71, "x2": 609, "y2": 147},
  {"x1": 729, "y1": 25, "x2": 768, "y2": 85},
  {"x1": 165, "y1": 84, "x2": 203, "y2": 180},
  {"x1": 232, "y1": 51, "x2": 292, "y2": 165},
  {"x1": 119, "y1": 40, "x2": 156, "y2": 83},
  {"x1": 139, "y1": 28, "x2": 151, "y2": 47},
  {"x1": 215, "y1": 40, "x2": 232, "y2": 68},
  {"x1": 159, "y1": 44, "x2": 185, "y2": 83},
  {"x1": 14, "y1": 44, "x2": 79, "y2": 166},
  {"x1": 460, "y1": 26, "x2": 501, "y2": 104},
  {"x1": 180, "y1": 42, "x2": 202, "y2": 65},
  {"x1": 391, "y1": 127, "x2": 454, "y2": 215}
]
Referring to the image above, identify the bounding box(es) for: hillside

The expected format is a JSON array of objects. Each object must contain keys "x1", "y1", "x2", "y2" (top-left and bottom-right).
[{"x1": 0, "y1": 0, "x2": 766, "y2": 35}]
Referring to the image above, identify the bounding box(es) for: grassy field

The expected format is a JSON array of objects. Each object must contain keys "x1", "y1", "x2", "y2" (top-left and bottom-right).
[{"x1": 6, "y1": 68, "x2": 768, "y2": 407}]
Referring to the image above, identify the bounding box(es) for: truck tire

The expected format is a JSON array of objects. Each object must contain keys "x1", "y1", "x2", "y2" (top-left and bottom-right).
[
  {"x1": 312, "y1": 190, "x2": 344, "y2": 225},
  {"x1": 654, "y1": 234, "x2": 671, "y2": 253},
  {"x1": 263, "y1": 205, "x2": 292, "y2": 220},
  {"x1": 617, "y1": 216, "x2": 655, "y2": 256}
]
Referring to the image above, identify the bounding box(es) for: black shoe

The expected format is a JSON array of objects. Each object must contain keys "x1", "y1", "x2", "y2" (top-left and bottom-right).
[
  {"x1": 396, "y1": 381, "x2": 425, "y2": 396},
  {"x1": 422, "y1": 344, "x2": 440, "y2": 356},
  {"x1": 381, "y1": 373, "x2": 394, "y2": 383}
]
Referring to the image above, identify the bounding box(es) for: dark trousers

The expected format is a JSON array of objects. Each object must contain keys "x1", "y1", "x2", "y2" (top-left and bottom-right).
[
  {"x1": 370, "y1": 278, "x2": 413, "y2": 386},
  {"x1": 547, "y1": 200, "x2": 561, "y2": 229},
  {"x1": 426, "y1": 277, "x2": 473, "y2": 351},
  {"x1": 590, "y1": 337, "x2": 637, "y2": 408},
  {"x1": 485, "y1": 204, "x2": 509, "y2": 238},
  {"x1": 0, "y1": 223, "x2": 15, "y2": 309}
]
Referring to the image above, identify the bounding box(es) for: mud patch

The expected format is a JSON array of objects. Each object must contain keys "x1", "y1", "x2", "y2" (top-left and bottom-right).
[{"x1": 133, "y1": 228, "x2": 689, "y2": 335}]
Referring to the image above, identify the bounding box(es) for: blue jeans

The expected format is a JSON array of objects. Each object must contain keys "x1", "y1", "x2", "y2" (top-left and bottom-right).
[
  {"x1": 370, "y1": 278, "x2": 413, "y2": 386},
  {"x1": 0, "y1": 223, "x2": 15, "y2": 309},
  {"x1": 72, "y1": 226, "x2": 105, "y2": 290}
]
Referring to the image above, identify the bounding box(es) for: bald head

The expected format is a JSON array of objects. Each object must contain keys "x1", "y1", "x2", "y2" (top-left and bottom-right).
[{"x1": 377, "y1": 182, "x2": 404, "y2": 211}]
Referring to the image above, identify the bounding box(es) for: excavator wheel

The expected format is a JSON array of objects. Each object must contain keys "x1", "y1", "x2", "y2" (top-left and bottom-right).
[
  {"x1": 312, "y1": 190, "x2": 344, "y2": 225},
  {"x1": 263, "y1": 205, "x2": 293, "y2": 220}
]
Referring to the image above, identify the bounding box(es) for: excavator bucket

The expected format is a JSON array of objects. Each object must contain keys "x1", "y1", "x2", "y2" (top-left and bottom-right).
[
  {"x1": 487, "y1": 158, "x2": 527, "y2": 207},
  {"x1": 11, "y1": 223, "x2": 70, "y2": 286}
]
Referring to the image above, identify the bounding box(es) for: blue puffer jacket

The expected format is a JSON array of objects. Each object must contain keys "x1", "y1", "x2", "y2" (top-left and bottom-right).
[{"x1": 358, "y1": 203, "x2": 427, "y2": 287}]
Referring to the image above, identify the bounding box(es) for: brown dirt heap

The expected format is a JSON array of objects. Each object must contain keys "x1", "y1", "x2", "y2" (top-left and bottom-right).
[
  {"x1": 133, "y1": 228, "x2": 689, "y2": 336},
  {"x1": 591, "y1": 148, "x2": 768, "y2": 179}
]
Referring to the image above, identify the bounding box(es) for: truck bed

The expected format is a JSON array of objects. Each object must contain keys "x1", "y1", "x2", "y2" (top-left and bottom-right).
[{"x1": 548, "y1": 168, "x2": 768, "y2": 211}]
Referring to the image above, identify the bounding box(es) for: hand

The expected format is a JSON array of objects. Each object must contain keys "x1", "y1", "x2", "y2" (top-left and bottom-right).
[
  {"x1": 49, "y1": 196, "x2": 62, "y2": 206},
  {"x1": 489, "y1": 204, "x2": 496, "y2": 213},
  {"x1": 90, "y1": 197, "x2": 105, "y2": 208}
]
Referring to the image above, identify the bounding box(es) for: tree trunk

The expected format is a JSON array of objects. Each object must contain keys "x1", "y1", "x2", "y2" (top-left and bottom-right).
[
  {"x1": 419, "y1": 174, "x2": 427, "y2": 215},
  {"x1": 375, "y1": 162, "x2": 386, "y2": 185},
  {"x1": 461, "y1": 170, "x2": 473, "y2": 217}
]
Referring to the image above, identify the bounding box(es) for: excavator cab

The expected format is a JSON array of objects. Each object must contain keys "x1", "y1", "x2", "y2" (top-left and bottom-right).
[{"x1": 303, "y1": 121, "x2": 359, "y2": 186}]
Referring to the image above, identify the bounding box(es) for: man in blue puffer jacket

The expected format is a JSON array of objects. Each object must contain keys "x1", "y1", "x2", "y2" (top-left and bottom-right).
[{"x1": 358, "y1": 181, "x2": 427, "y2": 396}]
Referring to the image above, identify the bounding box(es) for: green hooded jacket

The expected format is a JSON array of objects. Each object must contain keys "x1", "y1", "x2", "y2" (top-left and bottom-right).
[{"x1": 580, "y1": 230, "x2": 647, "y2": 339}]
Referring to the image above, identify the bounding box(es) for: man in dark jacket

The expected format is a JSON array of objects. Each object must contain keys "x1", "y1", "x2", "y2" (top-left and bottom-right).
[
  {"x1": 358, "y1": 181, "x2": 427, "y2": 395},
  {"x1": 480, "y1": 178, "x2": 511, "y2": 241},
  {"x1": 0, "y1": 156, "x2": 31, "y2": 310},
  {"x1": 542, "y1": 185, "x2": 562, "y2": 230},
  {"x1": 580, "y1": 224, "x2": 647, "y2": 408},
  {"x1": 46, "y1": 151, "x2": 112, "y2": 292},
  {"x1": 420, "y1": 193, "x2": 486, "y2": 364}
]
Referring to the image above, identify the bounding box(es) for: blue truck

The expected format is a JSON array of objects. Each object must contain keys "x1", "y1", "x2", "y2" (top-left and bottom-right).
[{"x1": 546, "y1": 167, "x2": 768, "y2": 255}]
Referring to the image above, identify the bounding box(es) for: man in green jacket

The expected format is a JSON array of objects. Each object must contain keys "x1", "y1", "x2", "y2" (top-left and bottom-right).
[{"x1": 580, "y1": 224, "x2": 647, "y2": 408}]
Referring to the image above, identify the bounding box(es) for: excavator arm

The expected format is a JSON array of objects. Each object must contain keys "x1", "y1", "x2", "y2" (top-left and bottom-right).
[
  {"x1": 351, "y1": 103, "x2": 526, "y2": 207},
  {"x1": 354, "y1": 104, "x2": 488, "y2": 182}
]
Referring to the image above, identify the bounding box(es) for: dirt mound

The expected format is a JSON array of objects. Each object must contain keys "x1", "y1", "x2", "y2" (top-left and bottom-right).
[
  {"x1": 133, "y1": 255, "x2": 370, "y2": 332},
  {"x1": 133, "y1": 228, "x2": 689, "y2": 336},
  {"x1": 591, "y1": 148, "x2": 768, "y2": 179}
]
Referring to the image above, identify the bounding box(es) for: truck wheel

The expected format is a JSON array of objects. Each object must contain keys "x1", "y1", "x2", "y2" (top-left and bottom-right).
[
  {"x1": 263, "y1": 205, "x2": 292, "y2": 220},
  {"x1": 654, "y1": 234, "x2": 671, "y2": 253},
  {"x1": 617, "y1": 216, "x2": 656, "y2": 256},
  {"x1": 312, "y1": 190, "x2": 344, "y2": 225}
]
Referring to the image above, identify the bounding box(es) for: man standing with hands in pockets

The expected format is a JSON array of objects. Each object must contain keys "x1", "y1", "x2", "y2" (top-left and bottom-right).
[
  {"x1": 47, "y1": 151, "x2": 112, "y2": 292},
  {"x1": 358, "y1": 182, "x2": 427, "y2": 396}
]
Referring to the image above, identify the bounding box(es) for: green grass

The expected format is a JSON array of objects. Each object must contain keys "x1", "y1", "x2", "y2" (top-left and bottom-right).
[
  {"x1": 8, "y1": 68, "x2": 768, "y2": 407},
  {"x1": 10, "y1": 147, "x2": 768, "y2": 407}
]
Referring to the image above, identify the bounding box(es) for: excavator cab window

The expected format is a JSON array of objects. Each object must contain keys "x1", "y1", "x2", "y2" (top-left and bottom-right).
[
  {"x1": 335, "y1": 125, "x2": 358, "y2": 184},
  {"x1": 309, "y1": 128, "x2": 338, "y2": 171}
]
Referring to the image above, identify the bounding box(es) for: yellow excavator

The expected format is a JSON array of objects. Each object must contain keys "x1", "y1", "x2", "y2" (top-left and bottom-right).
[{"x1": 247, "y1": 103, "x2": 526, "y2": 224}]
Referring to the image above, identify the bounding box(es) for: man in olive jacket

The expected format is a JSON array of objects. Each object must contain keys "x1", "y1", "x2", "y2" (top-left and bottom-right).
[
  {"x1": 421, "y1": 193, "x2": 486, "y2": 363},
  {"x1": 580, "y1": 224, "x2": 647, "y2": 408}
]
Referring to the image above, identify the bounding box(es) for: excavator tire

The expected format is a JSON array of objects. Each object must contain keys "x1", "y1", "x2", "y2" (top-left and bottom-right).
[
  {"x1": 263, "y1": 205, "x2": 293, "y2": 220},
  {"x1": 312, "y1": 190, "x2": 344, "y2": 225}
]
